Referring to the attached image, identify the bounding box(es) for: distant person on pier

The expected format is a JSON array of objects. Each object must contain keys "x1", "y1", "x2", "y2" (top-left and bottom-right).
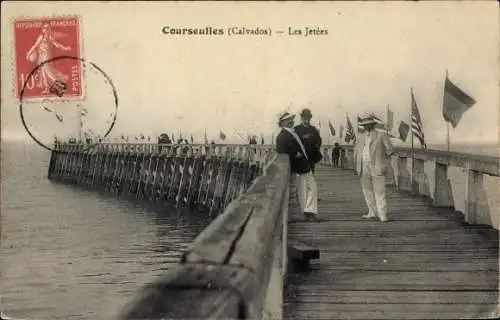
[
  {"x1": 276, "y1": 111, "x2": 318, "y2": 221},
  {"x1": 157, "y1": 133, "x2": 171, "y2": 153},
  {"x1": 294, "y1": 108, "x2": 322, "y2": 174},
  {"x1": 354, "y1": 112, "x2": 394, "y2": 222},
  {"x1": 248, "y1": 135, "x2": 258, "y2": 162},
  {"x1": 331, "y1": 143, "x2": 341, "y2": 167}
]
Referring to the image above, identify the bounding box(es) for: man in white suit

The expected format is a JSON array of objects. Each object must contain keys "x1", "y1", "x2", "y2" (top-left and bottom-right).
[{"x1": 354, "y1": 113, "x2": 394, "y2": 222}]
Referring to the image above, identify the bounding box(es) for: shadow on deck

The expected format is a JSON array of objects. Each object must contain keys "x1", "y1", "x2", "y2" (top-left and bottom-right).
[{"x1": 284, "y1": 166, "x2": 499, "y2": 320}]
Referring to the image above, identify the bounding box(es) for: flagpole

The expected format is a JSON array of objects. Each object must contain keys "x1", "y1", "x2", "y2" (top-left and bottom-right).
[
  {"x1": 77, "y1": 104, "x2": 82, "y2": 143},
  {"x1": 445, "y1": 69, "x2": 450, "y2": 152},
  {"x1": 410, "y1": 88, "x2": 415, "y2": 188},
  {"x1": 386, "y1": 104, "x2": 389, "y2": 135},
  {"x1": 446, "y1": 122, "x2": 450, "y2": 152}
]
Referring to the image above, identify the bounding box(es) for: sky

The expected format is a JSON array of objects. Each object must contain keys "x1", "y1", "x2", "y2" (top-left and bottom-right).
[{"x1": 1, "y1": 1, "x2": 498, "y2": 147}]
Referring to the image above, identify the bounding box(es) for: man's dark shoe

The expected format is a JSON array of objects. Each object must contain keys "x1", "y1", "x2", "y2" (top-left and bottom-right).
[{"x1": 304, "y1": 212, "x2": 319, "y2": 222}]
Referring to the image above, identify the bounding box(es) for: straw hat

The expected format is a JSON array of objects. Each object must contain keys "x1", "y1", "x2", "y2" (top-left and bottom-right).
[
  {"x1": 278, "y1": 111, "x2": 296, "y2": 122},
  {"x1": 358, "y1": 112, "x2": 383, "y2": 126}
]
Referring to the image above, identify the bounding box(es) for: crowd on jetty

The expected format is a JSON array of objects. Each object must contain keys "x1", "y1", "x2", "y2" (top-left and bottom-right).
[{"x1": 53, "y1": 132, "x2": 265, "y2": 146}]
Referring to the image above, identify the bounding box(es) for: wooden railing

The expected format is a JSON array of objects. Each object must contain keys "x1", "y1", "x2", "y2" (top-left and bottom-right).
[
  {"x1": 320, "y1": 144, "x2": 500, "y2": 230},
  {"x1": 119, "y1": 153, "x2": 290, "y2": 319}
]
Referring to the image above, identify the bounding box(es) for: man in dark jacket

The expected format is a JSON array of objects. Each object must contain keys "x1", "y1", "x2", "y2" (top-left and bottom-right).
[
  {"x1": 331, "y1": 142, "x2": 341, "y2": 167},
  {"x1": 294, "y1": 108, "x2": 322, "y2": 174},
  {"x1": 276, "y1": 111, "x2": 318, "y2": 221}
]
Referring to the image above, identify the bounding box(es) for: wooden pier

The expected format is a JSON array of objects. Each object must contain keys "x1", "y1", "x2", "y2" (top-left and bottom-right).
[
  {"x1": 285, "y1": 165, "x2": 499, "y2": 320},
  {"x1": 47, "y1": 142, "x2": 499, "y2": 319}
]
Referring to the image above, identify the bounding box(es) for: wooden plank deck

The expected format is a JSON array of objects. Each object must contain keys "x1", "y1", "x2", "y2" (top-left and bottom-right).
[{"x1": 284, "y1": 166, "x2": 499, "y2": 320}]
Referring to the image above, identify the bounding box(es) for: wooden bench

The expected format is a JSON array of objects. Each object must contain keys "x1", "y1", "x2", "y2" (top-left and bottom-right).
[{"x1": 287, "y1": 241, "x2": 320, "y2": 271}]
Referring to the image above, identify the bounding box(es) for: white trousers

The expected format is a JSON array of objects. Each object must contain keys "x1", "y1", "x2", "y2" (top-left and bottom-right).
[
  {"x1": 360, "y1": 163, "x2": 388, "y2": 219},
  {"x1": 294, "y1": 172, "x2": 318, "y2": 215}
]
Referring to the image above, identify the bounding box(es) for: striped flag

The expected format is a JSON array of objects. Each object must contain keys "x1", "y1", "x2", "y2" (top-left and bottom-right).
[
  {"x1": 411, "y1": 89, "x2": 427, "y2": 149},
  {"x1": 328, "y1": 120, "x2": 336, "y2": 136},
  {"x1": 443, "y1": 77, "x2": 476, "y2": 128},
  {"x1": 398, "y1": 121, "x2": 410, "y2": 142},
  {"x1": 387, "y1": 106, "x2": 394, "y2": 132},
  {"x1": 345, "y1": 115, "x2": 356, "y2": 143}
]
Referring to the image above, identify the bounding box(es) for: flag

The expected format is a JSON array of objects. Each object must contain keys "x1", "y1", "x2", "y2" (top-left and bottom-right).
[
  {"x1": 219, "y1": 130, "x2": 226, "y2": 140},
  {"x1": 55, "y1": 114, "x2": 63, "y2": 122},
  {"x1": 345, "y1": 115, "x2": 356, "y2": 143},
  {"x1": 339, "y1": 125, "x2": 344, "y2": 139},
  {"x1": 443, "y1": 77, "x2": 476, "y2": 128},
  {"x1": 271, "y1": 133, "x2": 275, "y2": 145},
  {"x1": 204, "y1": 129, "x2": 208, "y2": 144},
  {"x1": 233, "y1": 128, "x2": 245, "y2": 140},
  {"x1": 398, "y1": 121, "x2": 410, "y2": 142},
  {"x1": 80, "y1": 107, "x2": 88, "y2": 116},
  {"x1": 411, "y1": 89, "x2": 427, "y2": 149},
  {"x1": 328, "y1": 120, "x2": 335, "y2": 136},
  {"x1": 387, "y1": 106, "x2": 394, "y2": 131},
  {"x1": 190, "y1": 134, "x2": 194, "y2": 143},
  {"x1": 261, "y1": 133, "x2": 264, "y2": 145}
]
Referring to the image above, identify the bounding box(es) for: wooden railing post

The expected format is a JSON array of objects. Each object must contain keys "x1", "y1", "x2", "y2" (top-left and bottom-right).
[
  {"x1": 397, "y1": 156, "x2": 410, "y2": 191},
  {"x1": 411, "y1": 157, "x2": 425, "y2": 196},
  {"x1": 433, "y1": 159, "x2": 454, "y2": 208},
  {"x1": 340, "y1": 147, "x2": 348, "y2": 169},
  {"x1": 346, "y1": 148, "x2": 355, "y2": 169},
  {"x1": 465, "y1": 162, "x2": 483, "y2": 225},
  {"x1": 385, "y1": 155, "x2": 396, "y2": 187}
]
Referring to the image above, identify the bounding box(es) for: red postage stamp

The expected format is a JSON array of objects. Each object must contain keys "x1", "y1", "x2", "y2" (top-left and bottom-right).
[{"x1": 13, "y1": 16, "x2": 83, "y2": 100}]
